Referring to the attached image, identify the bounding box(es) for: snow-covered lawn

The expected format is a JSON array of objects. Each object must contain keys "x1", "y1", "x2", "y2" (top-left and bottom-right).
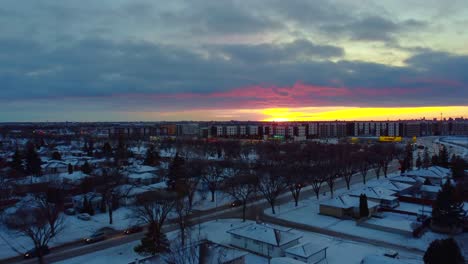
[
  {"x1": 265, "y1": 174, "x2": 451, "y2": 251},
  {"x1": 56, "y1": 219, "x2": 423, "y2": 264}
]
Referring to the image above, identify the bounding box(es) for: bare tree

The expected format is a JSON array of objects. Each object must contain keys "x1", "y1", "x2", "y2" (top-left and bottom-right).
[
  {"x1": 174, "y1": 197, "x2": 192, "y2": 247},
  {"x1": 97, "y1": 168, "x2": 129, "y2": 225},
  {"x1": 309, "y1": 167, "x2": 326, "y2": 200},
  {"x1": 4, "y1": 200, "x2": 64, "y2": 264},
  {"x1": 132, "y1": 191, "x2": 176, "y2": 255},
  {"x1": 256, "y1": 162, "x2": 286, "y2": 214},
  {"x1": 36, "y1": 194, "x2": 62, "y2": 237},
  {"x1": 202, "y1": 161, "x2": 227, "y2": 202},
  {"x1": 224, "y1": 170, "x2": 257, "y2": 221},
  {"x1": 357, "y1": 150, "x2": 371, "y2": 185},
  {"x1": 284, "y1": 164, "x2": 307, "y2": 207},
  {"x1": 324, "y1": 163, "x2": 340, "y2": 198}
]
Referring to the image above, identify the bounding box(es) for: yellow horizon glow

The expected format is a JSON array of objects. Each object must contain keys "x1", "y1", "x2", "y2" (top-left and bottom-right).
[
  {"x1": 128, "y1": 106, "x2": 468, "y2": 121},
  {"x1": 260, "y1": 106, "x2": 468, "y2": 121}
]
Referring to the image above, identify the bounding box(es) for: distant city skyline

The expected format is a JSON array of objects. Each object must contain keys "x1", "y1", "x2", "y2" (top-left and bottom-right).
[{"x1": 0, "y1": 1, "x2": 467, "y2": 121}]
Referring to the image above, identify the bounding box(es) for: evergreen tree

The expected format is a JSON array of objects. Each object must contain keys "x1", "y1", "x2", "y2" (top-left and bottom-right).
[
  {"x1": 10, "y1": 148, "x2": 23, "y2": 172},
  {"x1": 424, "y1": 238, "x2": 464, "y2": 264},
  {"x1": 88, "y1": 139, "x2": 94, "y2": 156},
  {"x1": 424, "y1": 178, "x2": 432, "y2": 186},
  {"x1": 416, "y1": 154, "x2": 422, "y2": 170},
  {"x1": 359, "y1": 194, "x2": 370, "y2": 218},
  {"x1": 451, "y1": 155, "x2": 467, "y2": 179},
  {"x1": 134, "y1": 224, "x2": 170, "y2": 256},
  {"x1": 167, "y1": 152, "x2": 187, "y2": 192},
  {"x1": 51, "y1": 151, "x2": 62, "y2": 160},
  {"x1": 25, "y1": 142, "x2": 42, "y2": 176},
  {"x1": 81, "y1": 161, "x2": 92, "y2": 174},
  {"x1": 431, "y1": 154, "x2": 439, "y2": 166},
  {"x1": 422, "y1": 149, "x2": 431, "y2": 169},
  {"x1": 68, "y1": 163, "x2": 73, "y2": 174},
  {"x1": 439, "y1": 145, "x2": 449, "y2": 168},
  {"x1": 102, "y1": 142, "x2": 112, "y2": 157},
  {"x1": 143, "y1": 145, "x2": 160, "y2": 166},
  {"x1": 432, "y1": 179, "x2": 466, "y2": 228}
]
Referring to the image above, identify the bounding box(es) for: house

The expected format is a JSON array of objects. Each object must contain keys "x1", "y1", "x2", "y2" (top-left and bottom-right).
[
  {"x1": 125, "y1": 165, "x2": 160, "y2": 185},
  {"x1": 319, "y1": 195, "x2": 379, "y2": 219},
  {"x1": 377, "y1": 181, "x2": 415, "y2": 196},
  {"x1": 419, "y1": 184, "x2": 441, "y2": 200},
  {"x1": 360, "y1": 255, "x2": 411, "y2": 264},
  {"x1": 284, "y1": 242, "x2": 328, "y2": 264},
  {"x1": 59, "y1": 171, "x2": 89, "y2": 185},
  {"x1": 271, "y1": 257, "x2": 306, "y2": 264},
  {"x1": 389, "y1": 175, "x2": 423, "y2": 185},
  {"x1": 72, "y1": 192, "x2": 103, "y2": 211},
  {"x1": 127, "y1": 172, "x2": 159, "y2": 185},
  {"x1": 41, "y1": 160, "x2": 68, "y2": 174},
  {"x1": 401, "y1": 166, "x2": 451, "y2": 185},
  {"x1": 227, "y1": 223, "x2": 302, "y2": 258},
  {"x1": 349, "y1": 187, "x2": 399, "y2": 208}
]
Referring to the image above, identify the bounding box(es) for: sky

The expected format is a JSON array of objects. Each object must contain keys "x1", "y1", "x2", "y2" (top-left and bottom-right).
[{"x1": 0, "y1": 0, "x2": 467, "y2": 122}]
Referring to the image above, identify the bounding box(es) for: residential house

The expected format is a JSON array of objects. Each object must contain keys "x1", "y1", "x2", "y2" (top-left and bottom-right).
[
  {"x1": 349, "y1": 187, "x2": 399, "y2": 208},
  {"x1": 284, "y1": 242, "x2": 328, "y2": 264},
  {"x1": 319, "y1": 195, "x2": 379, "y2": 219},
  {"x1": 227, "y1": 223, "x2": 302, "y2": 258},
  {"x1": 401, "y1": 166, "x2": 451, "y2": 185}
]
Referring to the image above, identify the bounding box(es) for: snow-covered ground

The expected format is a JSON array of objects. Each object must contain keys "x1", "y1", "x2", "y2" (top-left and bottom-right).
[
  {"x1": 264, "y1": 173, "x2": 451, "y2": 252},
  {"x1": 57, "y1": 219, "x2": 423, "y2": 264}
]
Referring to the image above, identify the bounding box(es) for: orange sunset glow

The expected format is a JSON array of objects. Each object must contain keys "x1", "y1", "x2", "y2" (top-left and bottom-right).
[{"x1": 259, "y1": 106, "x2": 468, "y2": 122}]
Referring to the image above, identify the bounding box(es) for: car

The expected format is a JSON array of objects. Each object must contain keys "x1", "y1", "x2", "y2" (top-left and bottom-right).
[
  {"x1": 77, "y1": 213, "x2": 91, "y2": 221},
  {"x1": 84, "y1": 232, "x2": 106, "y2": 243},
  {"x1": 24, "y1": 246, "x2": 50, "y2": 259},
  {"x1": 64, "y1": 208, "x2": 76, "y2": 215},
  {"x1": 84, "y1": 227, "x2": 116, "y2": 243},
  {"x1": 231, "y1": 200, "x2": 242, "y2": 207},
  {"x1": 384, "y1": 250, "x2": 399, "y2": 258},
  {"x1": 124, "y1": 225, "x2": 143, "y2": 235}
]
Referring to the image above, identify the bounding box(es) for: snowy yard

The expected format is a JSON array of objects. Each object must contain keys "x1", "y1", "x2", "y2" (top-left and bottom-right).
[{"x1": 264, "y1": 174, "x2": 451, "y2": 251}]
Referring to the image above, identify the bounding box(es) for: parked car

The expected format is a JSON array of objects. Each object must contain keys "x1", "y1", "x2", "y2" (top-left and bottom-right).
[
  {"x1": 231, "y1": 200, "x2": 242, "y2": 207},
  {"x1": 64, "y1": 208, "x2": 76, "y2": 215},
  {"x1": 84, "y1": 227, "x2": 116, "y2": 243},
  {"x1": 384, "y1": 250, "x2": 399, "y2": 258},
  {"x1": 124, "y1": 225, "x2": 143, "y2": 235},
  {"x1": 24, "y1": 246, "x2": 50, "y2": 259},
  {"x1": 77, "y1": 213, "x2": 91, "y2": 221}
]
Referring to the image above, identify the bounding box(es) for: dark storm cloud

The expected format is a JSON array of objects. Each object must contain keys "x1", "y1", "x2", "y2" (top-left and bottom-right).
[
  {"x1": 322, "y1": 16, "x2": 427, "y2": 42},
  {"x1": 213, "y1": 39, "x2": 344, "y2": 64},
  {"x1": 0, "y1": 37, "x2": 466, "y2": 110}
]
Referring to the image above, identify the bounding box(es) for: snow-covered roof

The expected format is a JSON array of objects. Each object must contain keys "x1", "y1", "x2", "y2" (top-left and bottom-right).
[
  {"x1": 349, "y1": 187, "x2": 397, "y2": 201},
  {"x1": 146, "y1": 181, "x2": 168, "y2": 189},
  {"x1": 117, "y1": 184, "x2": 150, "y2": 196},
  {"x1": 402, "y1": 166, "x2": 450, "y2": 179},
  {"x1": 127, "y1": 172, "x2": 157, "y2": 180},
  {"x1": 271, "y1": 257, "x2": 305, "y2": 264},
  {"x1": 389, "y1": 175, "x2": 418, "y2": 184},
  {"x1": 60, "y1": 171, "x2": 89, "y2": 182},
  {"x1": 41, "y1": 160, "x2": 68, "y2": 169},
  {"x1": 378, "y1": 181, "x2": 413, "y2": 192},
  {"x1": 420, "y1": 185, "x2": 441, "y2": 193},
  {"x1": 126, "y1": 165, "x2": 158, "y2": 174},
  {"x1": 360, "y1": 255, "x2": 411, "y2": 264},
  {"x1": 227, "y1": 223, "x2": 302, "y2": 246},
  {"x1": 320, "y1": 195, "x2": 379, "y2": 209},
  {"x1": 285, "y1": 242, "x2": 327, "y2": 258}
]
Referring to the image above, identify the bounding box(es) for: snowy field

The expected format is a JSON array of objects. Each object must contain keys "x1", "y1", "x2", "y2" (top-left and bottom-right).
[
  {"x1": 56, "y1": 219, "x2": 423, "y2": 264},
  {"x1": 264, "y1": 173, "x2": 451, "y2": 252}
]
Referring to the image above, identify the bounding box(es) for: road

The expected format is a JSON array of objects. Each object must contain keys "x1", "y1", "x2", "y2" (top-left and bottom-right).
[{"x1": 3, "y1": 161, "x2": 405, "y2": 264}]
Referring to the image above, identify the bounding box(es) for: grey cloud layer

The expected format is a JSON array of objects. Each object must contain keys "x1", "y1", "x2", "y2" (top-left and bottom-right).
[{"x1": 0, "y1": 0, "x2": 467, "y2": 116}]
